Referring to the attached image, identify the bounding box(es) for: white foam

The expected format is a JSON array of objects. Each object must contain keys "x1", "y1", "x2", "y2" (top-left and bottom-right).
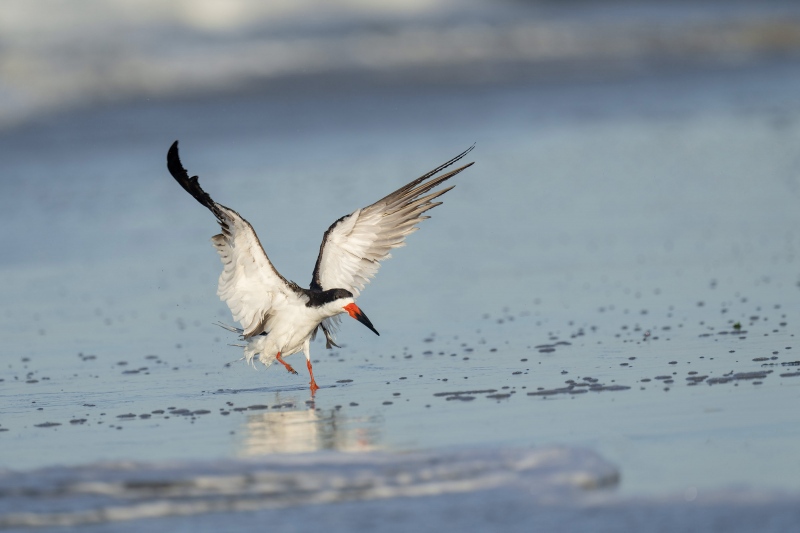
[{"x1": 0, "y1": 447, "x2": 617, "y2": 528}]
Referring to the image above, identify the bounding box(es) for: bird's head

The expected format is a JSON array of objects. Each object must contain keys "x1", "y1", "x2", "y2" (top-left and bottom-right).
[{"x1": 314, "y1": 289, "x2": 380, "y2": 336}]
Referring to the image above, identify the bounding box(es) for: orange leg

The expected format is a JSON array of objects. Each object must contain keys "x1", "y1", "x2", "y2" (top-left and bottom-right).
[
  {"x1": 275, "y1": 352, "x2": 297, "y2": 375},
  {"x1": 307, "y1": 359, "x2": 320, "y2": 394}
]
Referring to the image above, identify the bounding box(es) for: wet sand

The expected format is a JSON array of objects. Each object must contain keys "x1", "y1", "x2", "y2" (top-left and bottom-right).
[{"x1": 1, "y1": 53, "x2": 800, "y2": 528}]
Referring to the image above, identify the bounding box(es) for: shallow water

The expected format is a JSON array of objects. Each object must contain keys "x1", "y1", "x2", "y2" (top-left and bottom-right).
[{"x1": 1, "y1": 44, "x2": 800, "y2": 528}]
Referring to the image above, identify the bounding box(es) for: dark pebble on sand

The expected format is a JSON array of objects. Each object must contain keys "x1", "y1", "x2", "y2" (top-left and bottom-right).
[
  {"x1": 69, "y1": 419, "x2": 87, "y2": 425},
  {"x1": 117, "y1": 413, "x2": 137, "y2": 419},
  {"x1": 486, "y1": 393, "x2": 511, "y2": 400},
  {"x1": 780, "y1": 371, "x2": 800, "y2": 378},
  {"x1": 34, "y1": 422, "x2": 60, "y2": 428},
  {"x1": 446, "y1": 396, "x2": 476, "y2": 401},
  {"x1": 382, "y1": 401, "x2": 393, "y2": 405},
  {"x1": 139, "y1": 414, "x2": 151, "y2": 419},
  {"x1": 248, "y1": 405, "x2": 268, "y2": 410},
  {"x1": 589, "y1": 385, "x2": 631, "y2": 392},
  {"x1": 733, "y1": 371, "x2": 770, "y2": 380},
  {"x1": 336, "y1": 379, "x2": 353, "y2": 383},
  {"x1": 707, "y1": 371, "x2": 772, "y2": 385},
  {"x1": 528, "y1": 387, "x2": 586, "y2": 396},
  {"x1": 433, "y1": 389, "x2": 497, "y2": 397},
  {"x1": 192, "y1": 410, "x2": 210, "y2": 415}
]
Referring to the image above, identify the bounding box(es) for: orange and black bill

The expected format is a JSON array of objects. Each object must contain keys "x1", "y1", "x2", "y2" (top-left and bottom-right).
[{"x1": 344, "y1": 303, "x2": 380, "y2": 336}]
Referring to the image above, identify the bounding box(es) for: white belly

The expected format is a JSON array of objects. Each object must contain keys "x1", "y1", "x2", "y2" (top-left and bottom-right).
[{"x1": 242, "y1": 309, "x2": 323, "y2": 368}]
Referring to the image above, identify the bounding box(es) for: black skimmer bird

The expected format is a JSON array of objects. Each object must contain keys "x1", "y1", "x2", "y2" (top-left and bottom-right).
[{"x1": 167, "y1": 141, "x2": 474, "y2": 393}]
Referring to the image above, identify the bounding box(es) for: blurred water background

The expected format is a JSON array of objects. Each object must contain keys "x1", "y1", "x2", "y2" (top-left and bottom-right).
[
  {"x1": 3, "y1": 0, "x2": 800, "y2": 126},
  {"x1": 1, "y1": 1, "x2": 800, "y2": 531}
]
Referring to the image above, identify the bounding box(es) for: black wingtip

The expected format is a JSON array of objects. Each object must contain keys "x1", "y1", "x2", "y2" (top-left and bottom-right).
[
  {"x1": 453, "y1": 143, "x2": 476, "y2": 163},
  {"x1": 462, "y1": 143, "x2": 476, "y2": 166},
  {"x1": 429, "y1": 143, "x2": 476, "y2": 177},
  {"x1": 167, "y1": 140, "x2": 218, "y2": 211},
  {"x1": 166, "y1": 140, "x2": 186, "y2": 182},
  {"x1": 168, "y1": 141, "x2": 179, "y2": 167},
  {"x1": 418, "y1": 143, "x2": 476, "y2": 185}
]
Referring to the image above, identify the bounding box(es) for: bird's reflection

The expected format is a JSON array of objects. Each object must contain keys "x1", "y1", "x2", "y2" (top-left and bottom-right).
[{"x1": 238, "y1": 393, "x2": 382, "y2": 456}]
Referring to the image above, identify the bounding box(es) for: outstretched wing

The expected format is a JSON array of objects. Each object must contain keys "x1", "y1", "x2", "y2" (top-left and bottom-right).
[
  {"x1": 167, "y1": 141, "x2": 295, "y2": 338},
  {"x1": 310, "y1": 145, "x2": 475, "y2": 296}
]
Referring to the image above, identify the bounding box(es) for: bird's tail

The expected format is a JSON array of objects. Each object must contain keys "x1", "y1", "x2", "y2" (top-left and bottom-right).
[
  {"x1": 215, "y1": 322, "x2": 274, "y2": 369},
  {"x1": 244, "y1": 337, "x2": 277, "y2": 369},
  {"x1": 215, "y1": 321, "x2": 244, "y2": 336}
]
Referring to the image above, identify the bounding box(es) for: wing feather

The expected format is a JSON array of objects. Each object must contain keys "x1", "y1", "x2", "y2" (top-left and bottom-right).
[
  {"x1": 310, "y1": 145, "x2": 474, "y2": 296},
  {"x1": 167, "y1": 141, "x2": 294, "y2": 338}
]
